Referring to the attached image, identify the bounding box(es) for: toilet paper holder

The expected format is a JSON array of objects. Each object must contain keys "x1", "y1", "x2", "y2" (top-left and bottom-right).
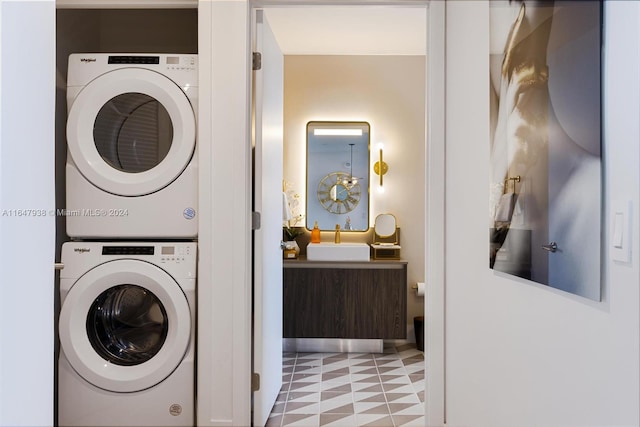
[{"x1": 412, "y1": 282, "x2": 426, "y2": 296}]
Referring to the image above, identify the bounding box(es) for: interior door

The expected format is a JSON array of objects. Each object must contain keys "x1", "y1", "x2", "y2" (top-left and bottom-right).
[{"x1": 252, "y1": 9, "x2": 284, "y2": 427}]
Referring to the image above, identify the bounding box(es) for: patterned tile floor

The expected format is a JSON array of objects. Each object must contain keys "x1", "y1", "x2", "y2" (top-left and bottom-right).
[{"x1": 267, "y1": 343, "x2": 424, "y2": 427}]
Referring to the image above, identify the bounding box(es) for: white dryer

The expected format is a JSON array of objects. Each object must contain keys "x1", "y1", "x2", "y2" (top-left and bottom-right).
[
  {"x1": 66, "y1": 53, "x2": 198, "y2": 239},
  {"x1": 58, "y1": 241, "x2": 196, "y2": 427}
]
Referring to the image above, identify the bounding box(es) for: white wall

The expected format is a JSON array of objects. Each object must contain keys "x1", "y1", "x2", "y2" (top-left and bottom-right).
[
  {"x1": 0, "y1": 1, "x2": 56, "y2": 426},
  {"x1": 283, "y1": 55, "x2": 427, "y2": 333},
  {"x1": 444, "y1": 2, "x2": 640, "y2": 426}
]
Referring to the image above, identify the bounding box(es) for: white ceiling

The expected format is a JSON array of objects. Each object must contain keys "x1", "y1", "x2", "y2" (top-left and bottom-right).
[{"x1": 264, "y1": 7, "x2": 427, "y2": 56}]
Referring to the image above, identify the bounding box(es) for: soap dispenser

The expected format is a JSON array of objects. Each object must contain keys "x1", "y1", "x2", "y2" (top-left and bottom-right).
[
  {"x1": 334, "y1": 224, "x2": 341, "y2": 244},
  {"x1": 311, "y1": 221, "x2": 321, "y2": 243}
]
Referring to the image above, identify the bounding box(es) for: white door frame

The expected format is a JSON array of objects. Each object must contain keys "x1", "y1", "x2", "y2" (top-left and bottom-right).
[
  {"x1": 248, "y1": 1, "x2": 446, "y2": 425},
  {"x1": 425, "y1": 1, "x2": 446, "y2": 425}
]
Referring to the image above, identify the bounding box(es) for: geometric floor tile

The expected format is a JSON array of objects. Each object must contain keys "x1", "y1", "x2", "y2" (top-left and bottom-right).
[
  {"x1": 319, "y1": 413, "x2": 357, "y2": 426},
  {"x1": 268, "y1": 343, "x2": 425, "y2": 426},
  {"x1": 392, "y1": 414, "x2": 424, "y2": 427}
]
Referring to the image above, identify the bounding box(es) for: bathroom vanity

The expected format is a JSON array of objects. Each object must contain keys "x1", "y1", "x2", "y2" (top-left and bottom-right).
[{"x1": 283, "y1": 259, "x2": 407, "y2": 340}]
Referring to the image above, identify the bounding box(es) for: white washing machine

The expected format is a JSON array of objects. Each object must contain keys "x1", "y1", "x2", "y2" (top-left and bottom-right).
[
  {"x1": 58, "y1": 241, "x2": 196, "y2": 427},
  {"x1": 66, "y1": 53, "x2": 198, "y2": 239}
]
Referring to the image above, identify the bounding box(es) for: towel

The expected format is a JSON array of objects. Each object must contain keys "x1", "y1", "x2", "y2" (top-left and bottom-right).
[
  {"x1": 494, "y1": 192, "x2": 517, "y2": 222},
  {"x1": 282, "y1": 192, "x2": 293, "y2": 222}
]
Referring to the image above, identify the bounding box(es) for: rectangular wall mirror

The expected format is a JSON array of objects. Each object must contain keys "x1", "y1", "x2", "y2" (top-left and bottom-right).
[{"x1": 306, "y1": 121, "x2": 370, "y2": 231}]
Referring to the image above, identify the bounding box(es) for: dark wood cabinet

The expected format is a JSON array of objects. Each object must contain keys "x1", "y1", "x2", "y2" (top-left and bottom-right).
[{"x1": 283, "y1": 261, "x2": 407, "y2": 339}]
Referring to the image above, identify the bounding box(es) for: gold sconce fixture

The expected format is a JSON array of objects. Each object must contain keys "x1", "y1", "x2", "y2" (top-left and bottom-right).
[{"x1": 373, "y1": 143, "x2": 388, "y2": 186}]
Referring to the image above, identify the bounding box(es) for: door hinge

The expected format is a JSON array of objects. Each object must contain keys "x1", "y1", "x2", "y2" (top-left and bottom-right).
[
  {"x1": 253, "y1": 52, "x2": 262, "y2": 71},
  {"x1": 252, "y1": 373, "x2": 260, "y2": 391},
  {"x1": 252, "y1": 212, "x2": 261, "y2": 230}
]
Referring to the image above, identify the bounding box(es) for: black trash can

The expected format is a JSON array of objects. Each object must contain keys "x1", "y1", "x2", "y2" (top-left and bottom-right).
[{"x1": 414, "y1": 316, "x2": 424, "y2": 351}]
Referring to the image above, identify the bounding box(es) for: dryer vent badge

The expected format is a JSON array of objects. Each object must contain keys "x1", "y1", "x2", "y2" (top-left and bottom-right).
[
  {"x1": 183, "y1": 208, "x2": 196, "y2": 220},
  {"x1": 169, "y1": 404, "x2": 182, "y2": 416}
]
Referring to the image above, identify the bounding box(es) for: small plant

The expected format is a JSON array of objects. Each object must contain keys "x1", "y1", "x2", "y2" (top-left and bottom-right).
[{"x1": 284, "y1": 214, "x2": 305, "y2": 240}]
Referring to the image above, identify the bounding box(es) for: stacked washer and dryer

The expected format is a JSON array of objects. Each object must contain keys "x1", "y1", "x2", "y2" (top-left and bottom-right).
[{"x1": 59, "y1": 54, "x2": 198, "y2": 427}]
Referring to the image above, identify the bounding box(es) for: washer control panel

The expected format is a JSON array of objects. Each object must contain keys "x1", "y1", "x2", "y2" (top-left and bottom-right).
[
  {"x1": 159, "y1": 244, "x2": 194, "y2": 264},
  {"x1": 99, "y1": 243, "x2": 194, "y2": 264},
  {"x1": 61, "y1": 241, "x2": 197, "y2": 280}
]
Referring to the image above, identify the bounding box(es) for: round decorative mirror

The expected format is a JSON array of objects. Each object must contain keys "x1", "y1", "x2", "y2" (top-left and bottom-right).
[
  {"x1": 374, "y1": 213, "x2": 397, "y2": 237},
  {"x1": 317, "y1": 171, "x2": 362, "y2": 215}
]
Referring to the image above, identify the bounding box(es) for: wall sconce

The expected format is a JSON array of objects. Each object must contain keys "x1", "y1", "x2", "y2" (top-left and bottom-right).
[{"x1": 373, "y1": 143, "x2": 388, "y2": 186}]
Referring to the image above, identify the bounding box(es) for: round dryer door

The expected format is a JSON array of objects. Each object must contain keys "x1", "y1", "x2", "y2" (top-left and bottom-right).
[
  {"x1": 66, "y1": 68, "x2": 196, "y2": 196},
  {"x1": 59, "y1": 259, "x2": 191, "y2": 393}
]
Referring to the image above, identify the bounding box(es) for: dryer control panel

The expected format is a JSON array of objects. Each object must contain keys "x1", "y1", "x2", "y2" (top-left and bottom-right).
[
  {"x1": 67, "y1": 53, "x2": 198, "y2": 89},
  {"x1": 106, "y1": 54, "x2": 197, "y2": 72}
]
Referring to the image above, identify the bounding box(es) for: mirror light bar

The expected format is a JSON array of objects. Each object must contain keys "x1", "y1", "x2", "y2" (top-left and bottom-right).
[{"x1": 314, "y1": 129, "x2": 363, "y2": 136}]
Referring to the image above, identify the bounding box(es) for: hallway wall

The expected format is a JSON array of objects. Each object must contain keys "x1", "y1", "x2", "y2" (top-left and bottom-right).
[
  {"x1": 0, "y1": 1, "x2": 56, "y2": 425},
  {"x1": 444, "y1": 1, "x2": 640, "y2": 425}
]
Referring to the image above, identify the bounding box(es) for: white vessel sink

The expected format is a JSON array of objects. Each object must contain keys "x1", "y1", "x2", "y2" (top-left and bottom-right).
[{"x1": 306, "y1": 242, "x2": 370, "y2": 262}]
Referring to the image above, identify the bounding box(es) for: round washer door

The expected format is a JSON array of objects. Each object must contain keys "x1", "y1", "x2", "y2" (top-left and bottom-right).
[
  {"x1": 59, "y1": 259, "x2": 191, "y2": 393},
  {"x1": 66, "y1": 68, "x2": 196, "y2": 196}
]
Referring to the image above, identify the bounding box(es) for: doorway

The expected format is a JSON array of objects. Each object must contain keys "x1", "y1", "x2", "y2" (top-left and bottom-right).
[{"x1": 250, "y1": 3, "x2": 445, "y2": 426}]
